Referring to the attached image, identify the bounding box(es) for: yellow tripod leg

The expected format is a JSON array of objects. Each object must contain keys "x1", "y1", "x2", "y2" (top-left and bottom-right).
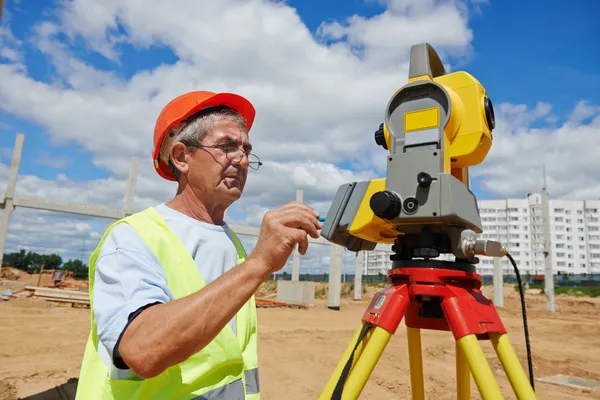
[
  {"x1": 456, "y1": 341, "x2": 470, "y2": 400},
  {"x1": 489, "y1": 333, "x2": 537, "y2": 400},
  {"x1": 319, "y1": 324, "x2": 369, "y2": 400},
  {"x1": 457, "y1": 334, "x2": 503, "y2": 400},
  {"x1": 341, "y1": 326, "x2": 392, "y2": 399},
  {"x1": 407, "y1": 327, "x2": 425, "y2": 400}
]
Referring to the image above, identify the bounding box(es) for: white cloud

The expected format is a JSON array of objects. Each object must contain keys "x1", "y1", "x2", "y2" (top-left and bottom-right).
[
  {"x1": 0, "y1": 24, "x2": 23, "y2": 67},
  {"x1": 0, "y1": 0, "x2": 594, "y2": 269},
  {"x1": 317, "y1": 0, "x2": 473, "y2": 65},
  {"x1": 471, "y1": 100, "x2": 600, "y2": 200}
]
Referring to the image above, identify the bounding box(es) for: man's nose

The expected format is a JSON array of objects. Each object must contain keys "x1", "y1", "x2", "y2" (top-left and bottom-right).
[{"x1": 228, "y1": 148, "x2": 249, "y2": 165}]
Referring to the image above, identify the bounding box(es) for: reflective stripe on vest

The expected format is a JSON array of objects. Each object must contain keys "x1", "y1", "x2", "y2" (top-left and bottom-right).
[
  {"x1": 244, "y1": 368, "x2": 260, "y2": 395},
  {"x1": 191, "y1": 370, "x2": 258, "y2": 400},
  {"x1": 192, "y1": 379, "x2": 244, "y2": 400},
  {"x1": 75, "y1": 206, "x2": 260, "y2": 399}
]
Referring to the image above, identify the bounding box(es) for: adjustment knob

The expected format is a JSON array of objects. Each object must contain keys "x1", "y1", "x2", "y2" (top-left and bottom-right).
[
  {"x1": 403, "y1": 197, "x2": 419, "y2": 215},
  {"x1": 370, "y1": 191, "x2": 401, "y2": 219},
  {"x1": 374, "y1": 123, "x2": 388, "y2": 150},
  {"x1": 417, "y1": 172, "x2": 432, "y2": 188}
]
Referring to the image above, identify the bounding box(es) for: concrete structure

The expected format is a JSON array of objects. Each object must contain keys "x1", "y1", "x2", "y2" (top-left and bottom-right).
[
  {"x1": 276, "y1": 280, "x2": 315, "y2": 306},
  {"x1": 6, "y1": 132, "x2": 594, "y2": 313},
  {"x1": 476, "y1": 193, "x2": 600, "y2": 277},
  {"x1": 0, "y1": 133, "x2": 330, "y2": 307},
  {"x1": 361, "y1": 193, "x2": 600, "y2": 282},
  {"x1": 364, "y1": 246, "x2": 393, "y2": 275}
]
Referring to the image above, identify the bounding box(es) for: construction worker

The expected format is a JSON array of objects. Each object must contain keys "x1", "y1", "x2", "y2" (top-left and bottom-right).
[{"x1": 75, "y1": 91, "x2": 323, "y2": 399}]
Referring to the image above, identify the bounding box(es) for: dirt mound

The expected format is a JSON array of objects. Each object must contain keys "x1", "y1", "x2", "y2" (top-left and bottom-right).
[
  {"x1": 0, "y1": 379, "x2": 17, "y2": 400},
  {"x1": 256, "y1": 280, "x2": 388, "y2": 300},
  {"x1": 9, "y1": 297, "x2": 55, "y2": 308},
  {"x1": 0, "y1": 267, "x2": 30, "y2": 282}
]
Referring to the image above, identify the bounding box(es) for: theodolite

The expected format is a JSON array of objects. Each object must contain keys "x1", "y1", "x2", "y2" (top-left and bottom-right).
[{"x1": 318, "y1": 43, "x2": 536, "y2": 400}]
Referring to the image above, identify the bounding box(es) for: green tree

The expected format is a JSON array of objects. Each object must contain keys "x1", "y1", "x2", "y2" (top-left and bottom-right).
[
  {"x1": 42, "y1": 253, "x2": 63, "y2": 269},
  {"x1": 62, "y1": 258, "x2": 89, "y2": 279}
]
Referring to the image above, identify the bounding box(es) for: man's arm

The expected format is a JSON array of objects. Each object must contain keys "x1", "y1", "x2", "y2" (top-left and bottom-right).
[
  {"x1": 93, "y1": 223, "x2": 174, "y2": 375},
  {"x1": 118, "y1": 201, "x2": 322, "y2": 379},
  {"x1": 118, "y1": 258, "x2": 267, "y2": 379}
]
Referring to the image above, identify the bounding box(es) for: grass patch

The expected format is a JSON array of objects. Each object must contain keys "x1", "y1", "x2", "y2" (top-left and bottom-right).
[{"x1": 514, "y1": 284, "x2": 600, "y2": 298}]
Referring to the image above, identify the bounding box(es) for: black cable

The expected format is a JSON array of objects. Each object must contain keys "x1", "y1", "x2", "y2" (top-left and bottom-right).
[
  {"x1": 332, "y1": 323, "x2": 374, "y2": 400},
  {"x1": 505, "y1": 252, "x2": 535, "y2": 390}
]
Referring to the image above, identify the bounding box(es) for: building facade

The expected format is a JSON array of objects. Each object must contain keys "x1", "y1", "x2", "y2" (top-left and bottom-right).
[{"x1": 364, "y1": 193, "x2": 600, "y2": 276}]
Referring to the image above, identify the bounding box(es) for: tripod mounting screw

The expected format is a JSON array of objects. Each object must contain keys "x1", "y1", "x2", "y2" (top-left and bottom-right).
[
  {"x1": 417, "y1": 172, "x2": 432, "y2": 188},
  {"x1": 413, "y1": 248, "x2": 439, "y2": 258},
  {"x1": 370, "y1": 190, "x2": 401, "y2": 219}
]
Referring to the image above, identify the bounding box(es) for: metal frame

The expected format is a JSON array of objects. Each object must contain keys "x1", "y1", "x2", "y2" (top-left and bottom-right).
[{"x1": 0, "y1": 133, "x2": 357, "y2": 308}]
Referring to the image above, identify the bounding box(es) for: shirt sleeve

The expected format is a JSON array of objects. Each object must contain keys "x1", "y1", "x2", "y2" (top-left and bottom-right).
[{"x1": 93, "y1": 222, "x2": 173, "y2": 370}]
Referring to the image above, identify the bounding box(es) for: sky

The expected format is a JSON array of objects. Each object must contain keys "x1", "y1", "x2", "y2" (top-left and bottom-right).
[{"x1": 0, "y1": 0, "x2": 599, "y2": 272}]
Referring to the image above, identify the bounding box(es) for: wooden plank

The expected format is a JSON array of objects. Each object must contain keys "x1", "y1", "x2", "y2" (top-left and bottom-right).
[
  {"x1": 25, "y1": 286, "x2": 89, "y2": 296},
  {"x1": 0, "y1": 280, "x2": 28, "y2": 286},
  {"x1": 37, "y1": 297, "x2": 90, "y2": 305},
  {"x1": 34, "y1": 292, "x2": 89, "y2": 301}
]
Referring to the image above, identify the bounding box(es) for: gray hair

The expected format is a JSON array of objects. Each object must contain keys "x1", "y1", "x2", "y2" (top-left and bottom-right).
[{"x1": 165, "y1": 107, "x2": 248, "y2": 180}]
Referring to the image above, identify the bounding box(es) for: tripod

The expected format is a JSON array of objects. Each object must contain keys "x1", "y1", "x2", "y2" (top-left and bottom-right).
[{"x1": 319, "y1": 238, "x2": 537, "y2": 400}]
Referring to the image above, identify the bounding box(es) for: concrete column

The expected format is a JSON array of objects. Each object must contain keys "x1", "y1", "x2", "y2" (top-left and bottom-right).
[
  {"x1": 354, "y1": 251, "x2": 363, "y2": 301},
  {"x1": 0, "y1": 133, "x2": 24, "y2": 272},
  {"x1": 493, "y1": 257, "x2": 503, "y2": 308},
  {"x1": 125, "y1": 157, "x2": 139, "y2": 216},
  {"x1": 291, "y1": 189, "x2": 303, "y2": 281},
  {"x1": 328, "y1": 244, "x2": 342, "y2": 310},
  {"x1": 542, "y1": 168, "x2": 555, "y2": 312}
]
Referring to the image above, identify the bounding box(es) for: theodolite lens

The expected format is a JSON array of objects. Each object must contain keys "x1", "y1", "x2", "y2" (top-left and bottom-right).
[
  {"x1": 370, "y1": 191, "x2": 401, "y2": 219},
  {"x1": 484, "y1": 96, "x2": 495, "y2": 130}
]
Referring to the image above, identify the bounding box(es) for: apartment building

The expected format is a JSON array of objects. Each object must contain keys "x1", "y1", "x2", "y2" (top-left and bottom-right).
[{"x1": 364, "y1": 193, "x2": 600, "y2": 276}]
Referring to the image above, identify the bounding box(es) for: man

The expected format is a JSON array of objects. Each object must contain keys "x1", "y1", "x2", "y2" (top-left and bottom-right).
[{"x1": 75, "y1": 91, "x2": 322, "y2": 399}]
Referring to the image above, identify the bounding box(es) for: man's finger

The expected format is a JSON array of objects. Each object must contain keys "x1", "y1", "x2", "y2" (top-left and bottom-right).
[
  {"x1": 277, "y1": 202, "x2": 320, "y2": 218},
  {"x1": 292, "y1": 230, "x2": 309, "y2": 255},
  {"x1": 277, "y1": 211, "x2": 321, "y2": 237}
]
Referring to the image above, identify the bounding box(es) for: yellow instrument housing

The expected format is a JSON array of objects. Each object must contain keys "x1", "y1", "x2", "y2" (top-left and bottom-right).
[{"x1": 320, "y1": 43, "x2": 494, "y2": 251}]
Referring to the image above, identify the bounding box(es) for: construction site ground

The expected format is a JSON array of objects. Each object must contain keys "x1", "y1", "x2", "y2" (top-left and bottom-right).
[{"x1": 1, "y1": 275, "x2": 600, "y2": 399}]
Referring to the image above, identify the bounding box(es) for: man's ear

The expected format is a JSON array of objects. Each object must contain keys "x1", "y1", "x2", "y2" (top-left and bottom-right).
[{"x1": 169, "y1": 142, "x2": 189, "y2": 177}]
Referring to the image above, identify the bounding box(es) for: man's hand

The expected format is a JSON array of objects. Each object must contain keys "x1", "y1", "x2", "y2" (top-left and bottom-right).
[{"x1": 247, "y1": 201, "x2": 322, "y2": 277}]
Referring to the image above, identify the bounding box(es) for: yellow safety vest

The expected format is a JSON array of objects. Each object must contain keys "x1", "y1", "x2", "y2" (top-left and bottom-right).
[{"x1": 75, "y1": 207, "x2": 260, "y2": 399}]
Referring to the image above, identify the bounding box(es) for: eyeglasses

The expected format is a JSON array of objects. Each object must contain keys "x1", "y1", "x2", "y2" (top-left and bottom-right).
[{"x1": 186, "y1": 143, "x2": 263, "y2": 170}]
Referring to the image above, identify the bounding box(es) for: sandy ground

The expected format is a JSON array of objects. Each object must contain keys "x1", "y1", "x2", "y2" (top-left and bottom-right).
[{"x1": 1, "y1": 283, "x2": 600, "y2": 399}]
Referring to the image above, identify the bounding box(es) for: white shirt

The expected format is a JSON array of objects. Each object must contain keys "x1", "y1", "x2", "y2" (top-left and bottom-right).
[{"x1": 92, "y1": 203, "x2": 244, "y2": 379}]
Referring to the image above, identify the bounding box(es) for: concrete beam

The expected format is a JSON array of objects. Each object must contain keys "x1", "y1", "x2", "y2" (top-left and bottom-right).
[
  {"x1": 125, "y1": 157, "x2": 139, "y2": 215},
  {"x1": 541, "y1": 169, "x2": 555, "y2": 312},
  {"x1": 291, "y1": 189, "x2": 303, "y2": 281},
  {"x1": 493, "y1": 257, "x2": 503, "y2": 308},
  {"x1": 0, "y1": 133, "x2": 23, "y2": 272},
  {"x1": 228, "y1": 223, "x2": 331, "y2": 245},
  {"x1": 328, "y1": 244, "x2": 342, "y2": 310},
  {"x1": 13, "y1": 196, "x2": 126, "y2": 220},
  {"x1": 354, "y1": 251, "x2": 363, "y2": 301}
]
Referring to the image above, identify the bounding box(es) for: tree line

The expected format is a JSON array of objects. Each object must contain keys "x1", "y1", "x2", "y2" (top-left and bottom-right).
[{"x1": 2, "y1": 249, "x2": 89, "y2": 279}]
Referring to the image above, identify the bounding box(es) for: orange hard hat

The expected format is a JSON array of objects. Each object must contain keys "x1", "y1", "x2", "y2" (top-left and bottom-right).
[{"x1": 152, "y1": 91, "x2": 256, "y2": 181}]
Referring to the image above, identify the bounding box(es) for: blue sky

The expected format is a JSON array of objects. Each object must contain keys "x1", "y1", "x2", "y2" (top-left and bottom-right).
[
  {"x1": 1, "y1": 0, "x2": 599, "y2": 266},
  {"x1": 1, "y1": 0, "x2": 599, "y2": 194}
]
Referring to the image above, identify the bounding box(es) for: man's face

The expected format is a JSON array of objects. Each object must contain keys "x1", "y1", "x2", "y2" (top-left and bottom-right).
[{"x1": 186, "y1": 119, "x2": 251, "y2": 207}]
